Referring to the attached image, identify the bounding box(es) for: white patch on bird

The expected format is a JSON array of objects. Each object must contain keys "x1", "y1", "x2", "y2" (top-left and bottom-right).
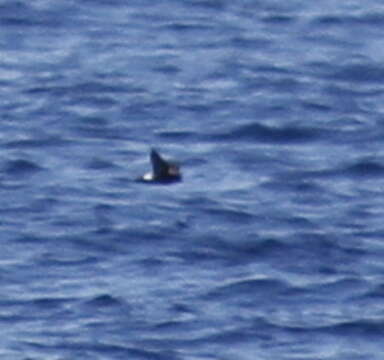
[{"x1": 142, "y1": 172, "x2": 154, "y2": 181}]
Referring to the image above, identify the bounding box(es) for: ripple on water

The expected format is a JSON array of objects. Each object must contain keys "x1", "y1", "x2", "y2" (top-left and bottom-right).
[
  {"x1": 212, "y1": 122, "x2": 327, "y2": 144},
  {"x1": 342, "y1": 160, "x2": 384, "y2": 177},
  {"x1": 3, "y1": 159, "x2": 43, "y2": 176}
]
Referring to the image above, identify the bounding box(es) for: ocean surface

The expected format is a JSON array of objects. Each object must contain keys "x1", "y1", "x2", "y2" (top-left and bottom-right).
[{"x1": 1, "y1": 0, "x2": 384, "y2": 359}]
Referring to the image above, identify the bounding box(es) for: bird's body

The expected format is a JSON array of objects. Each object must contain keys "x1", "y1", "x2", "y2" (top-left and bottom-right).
[{"x1": 138, "y1": 149, "x2": 181, "y2": 183}]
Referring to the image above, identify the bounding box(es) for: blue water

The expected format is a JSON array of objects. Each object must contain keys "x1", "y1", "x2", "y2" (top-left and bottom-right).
[{"x1": 1, "y1": 0, "x2": 384, "y2": 359}]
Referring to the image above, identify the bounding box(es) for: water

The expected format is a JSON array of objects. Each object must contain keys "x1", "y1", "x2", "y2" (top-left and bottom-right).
[{"x1": 1, "y1": 0, "x2": 384, "y2": 359}]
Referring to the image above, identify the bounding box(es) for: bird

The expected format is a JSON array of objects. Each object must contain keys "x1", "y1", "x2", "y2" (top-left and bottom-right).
[{"x1": 137, "y1": 149, "x2": 181, "y2": 183}]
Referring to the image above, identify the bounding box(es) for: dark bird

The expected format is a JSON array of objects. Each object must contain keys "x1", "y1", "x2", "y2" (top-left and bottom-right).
[{"x1": 138, "y1": 149, "x2": 181, "y2": 183}]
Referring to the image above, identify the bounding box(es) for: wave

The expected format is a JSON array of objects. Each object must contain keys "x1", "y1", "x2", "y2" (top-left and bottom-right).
[
  {"x1": 3, "y1": 159, "x2": 42, "y2": 176},
  {"x1": 211, "y1": 122, "x2": 327, "y2": 143}
]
